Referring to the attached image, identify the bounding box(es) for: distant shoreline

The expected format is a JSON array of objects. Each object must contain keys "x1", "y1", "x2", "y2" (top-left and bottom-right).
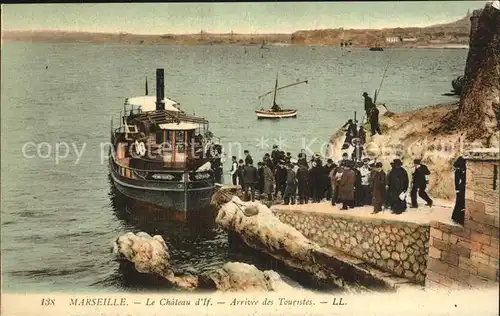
[{"x1": 2, "y1": 13, "x2": 471, "y2": 48}]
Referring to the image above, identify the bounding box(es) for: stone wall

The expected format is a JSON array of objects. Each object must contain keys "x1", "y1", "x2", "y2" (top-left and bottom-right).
[
  {"x1": 425, "y1": 149, "x2": 499, "y2": 288},
  {"x1": 272, "y1": 209, "x2": 429, "y2": 284}
]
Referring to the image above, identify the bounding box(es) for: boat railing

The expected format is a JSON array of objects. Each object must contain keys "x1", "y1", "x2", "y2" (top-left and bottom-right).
[{"x1": 110, "y1": 153, "x2": 213, "y2": 183}]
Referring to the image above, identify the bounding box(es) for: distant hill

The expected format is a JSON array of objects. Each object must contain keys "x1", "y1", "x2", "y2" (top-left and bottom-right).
[
  {"x1": 290, "y1": 12, "x2": 473, "y2": 47},
  {"x1": 2, "y1": 12, "x2": 473, "y2": 48}
]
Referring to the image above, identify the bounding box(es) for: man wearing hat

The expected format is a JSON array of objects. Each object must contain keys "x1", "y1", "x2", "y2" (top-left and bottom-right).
[
  {"x1": 387, "y1": 158, "x2": 409, "y2": 214},
  {"x1": 274, "y1": 160, "x2": 287, "y2": 199},
  {"x1": 410, "y1": 158, "x2": 433, "y2": 208},
  {"x1": 296, "y1": 161, "x2": 309, "y2": 204},
  {"x1": 283, "y1": 163, "x2": 297, "y2": 205},
  {"x1": 244, "y1": 150, "x2": 253, "y2": 166},
  {"x1": 363, "y1": 92, "x2": 375, "y2": 118},
  {"x1": 359, "y1": 158, "x2": 372, "y2": 205},
  {"x1": 323, "y1": 158, "x2": 336, "y2": 200},
  {"x1": 369, "y1": 104, "x2": 382, "y2": 136},
  {"x1": 271, "y1": 145, "x2": 281, "y2": 167},
  {"x1": 242, "y1": 159, "x2": 258, "y2": 202},
  {"x1": 371, "y1": 162, "x2": 386, "y2": 214},
  {"x1": 338, "y1": 160, "x2": 356, "y2": 210}
]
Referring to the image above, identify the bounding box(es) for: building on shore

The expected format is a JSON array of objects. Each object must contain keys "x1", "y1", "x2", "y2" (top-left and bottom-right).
[{"x1": 385, "y1": 36, "x2": 401, "y2": 43}]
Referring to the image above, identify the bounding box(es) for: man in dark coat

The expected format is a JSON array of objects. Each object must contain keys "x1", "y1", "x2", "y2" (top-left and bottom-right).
[
  {"x1": 271, "y1": 145, "x2": 281, "y2": 167},
  {"x1": 451, "y1": 156, "x2": 466, "y2": 225},
  {"x1": 323, "y1": 159, "x2": 336, "y2": 200},
  {"x1": 369, "y1": 106, "x2": 382, "y2": 136},
  {"x1": 387, "y1": 159, "x2": 409, "y2": 214},
  {"x1": 342, "y1": 119, "x2": 358, "y2": 149},
  {"x1": 371, "y1": 162, "x2": 386, "y2": 214},
  {"x1": 244, "y1": 150, "x2": 253, "y2": 166},
  {"x1": 257, "y1": 162, "x2": 265, "y2": 195},
  {"x1": 358, "y1": 126, "x2": 367, "y2": 145},
  {"x1": 298, "y1": 152, "x2": 308, "y2": 168},
  {"x1": 338, "y1": 161, "x2": 356, "y2": 210},
  {"x1": 296, "y1": 162, "x2": 309, "y2": 204},
  {"x1": 263, "y1": 153, "x2": 274, "y2": 170},
  {"x1": 237, "y1": 159, "x2": 245, "y2": 190},
  {"x1": 274, "y1": 160, "x2": 287, "y2": 199},
  {"x1": 410, "y1": 159, "x2": 433, "y2": 208},
  {"x1": 363, "y1": 92, "x2": 375, "y2": 118},
  {"x1": 242, "y1": 159, "x2": 258, "y2": 201},
  {"x1": 262, "y1": 162, "x2": 275, "y2": 201},
  {"x1": 309, "y1": 160, "x2": 324, "y2": 203},
  {"x1": 359, "y1": 158, "x2": 372, "y2": 205},
  {"x1": 283, "y1": 164, "x2": 297, "y2": 205},
  {"x1": 354, "y1": 162, "x2": 363, "y2": 206}
]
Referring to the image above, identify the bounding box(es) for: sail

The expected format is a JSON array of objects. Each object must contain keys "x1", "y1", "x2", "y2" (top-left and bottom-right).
[{"x1": 258, "y1": 79, "x2": 309, "y2": 100}]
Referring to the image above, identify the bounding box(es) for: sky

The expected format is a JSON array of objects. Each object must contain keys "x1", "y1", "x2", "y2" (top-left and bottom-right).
[{"x1": 1, "y1": 1, "x2": 487, "y2": 34}]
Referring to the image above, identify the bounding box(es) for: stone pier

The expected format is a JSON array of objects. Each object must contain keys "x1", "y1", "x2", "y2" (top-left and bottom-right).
[
  {"x1": 271, "y1": 148, "x2": 499, "y2": 289},
  {"x1": 272, "y1": 200, "x2": 454, "y2": 285}
]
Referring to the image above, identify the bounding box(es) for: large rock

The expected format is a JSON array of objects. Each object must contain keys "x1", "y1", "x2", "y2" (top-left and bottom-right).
[
  {"x1": 113, "y1": 232, "x2": 198, "y2": 290},
  {"x1": 198, "y1": 262, "x2": 295, "y2": 292},
  {"x1": 457, "y1": 3, "x2": 500, "y2": 143},
  {"x1": 216, "y1": 196, "x2": 398, "y2": 291},
  {"x1": 113, "y1": 231, "x2": 295, "y2": 291}
]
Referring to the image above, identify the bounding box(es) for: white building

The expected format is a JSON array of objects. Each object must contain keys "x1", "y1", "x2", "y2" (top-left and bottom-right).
[
  {"x1": 402, "y1": 37, "x2": 418, "y2": 42},
  {"x1": 385, "y1": 36, "x2": 400, "y2": 43}
]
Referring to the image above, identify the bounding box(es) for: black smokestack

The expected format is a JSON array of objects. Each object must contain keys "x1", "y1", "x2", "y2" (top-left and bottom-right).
[{"x1": 156, "y1": 69, "x2": 165, "y2": 111}]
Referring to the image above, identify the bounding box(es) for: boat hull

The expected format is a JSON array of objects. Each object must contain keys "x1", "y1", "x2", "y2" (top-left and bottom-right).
[
  {"x1": 255, "y1": 109, "x2": 297, "y2": 119},
  {"x1": 109, "y1": 161, "x2": 214, "y2": 213}
]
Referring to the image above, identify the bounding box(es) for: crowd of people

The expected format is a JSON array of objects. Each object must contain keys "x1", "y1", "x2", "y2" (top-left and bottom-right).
[{"x1": 229, "y1": 145, "x2": 434, "y2": 215}]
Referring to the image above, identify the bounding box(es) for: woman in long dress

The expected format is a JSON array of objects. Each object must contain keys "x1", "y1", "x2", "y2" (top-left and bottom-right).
[{"x1": 451, "y1": 156, "x2": 466, "y2": 225}]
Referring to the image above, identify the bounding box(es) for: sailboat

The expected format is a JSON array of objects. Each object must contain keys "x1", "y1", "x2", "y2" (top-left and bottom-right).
[{"x1": 255, "y1": 72, "x2": 308, "y2": 119}]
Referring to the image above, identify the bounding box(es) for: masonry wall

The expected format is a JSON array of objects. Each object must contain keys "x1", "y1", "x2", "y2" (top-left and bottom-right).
[
  {"x1": 425, "y1": 151, "x2": 500, "y2": 288},
  {"x1": 272, "y1": 209, "x2": 429, "y2": 284}
]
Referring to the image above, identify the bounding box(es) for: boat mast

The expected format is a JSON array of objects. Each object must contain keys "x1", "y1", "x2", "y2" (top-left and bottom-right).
[{"x1": 272, "y1": 72, "x2": 279, "y2": 107}]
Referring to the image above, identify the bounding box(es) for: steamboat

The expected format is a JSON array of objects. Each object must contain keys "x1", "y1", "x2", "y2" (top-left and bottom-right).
[{"x1": 108, "y1": 68, "x2": 222, "y2": 213}]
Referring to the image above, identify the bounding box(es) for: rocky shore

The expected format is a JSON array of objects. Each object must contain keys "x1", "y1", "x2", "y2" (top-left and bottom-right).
[
  {"x1": 328, "y1": 3, "x2": 499, "y2": 201},
  {"x1": 113, "y1": 231, "x2": 299, "y2": 292}
]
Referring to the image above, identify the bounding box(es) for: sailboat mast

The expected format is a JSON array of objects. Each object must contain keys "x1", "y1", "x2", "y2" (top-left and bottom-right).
[{"x1": 272, "y1": 72, "x2": 278, "y2": 106}]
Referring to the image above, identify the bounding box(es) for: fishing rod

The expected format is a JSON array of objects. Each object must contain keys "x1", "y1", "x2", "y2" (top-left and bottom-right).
[{"x1": 374, "y1": 63, "x2": 390, "y2": 105}]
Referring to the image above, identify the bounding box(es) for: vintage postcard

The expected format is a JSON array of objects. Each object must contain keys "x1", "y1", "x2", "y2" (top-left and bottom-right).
[{"x1": 1, "y1": 1, "x2": 499, "y2": 315}]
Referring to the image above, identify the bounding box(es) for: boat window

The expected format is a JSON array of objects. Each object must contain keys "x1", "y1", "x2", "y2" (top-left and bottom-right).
[{"x1": 175, "y1": 131, "x2": 185, "y2": 151}]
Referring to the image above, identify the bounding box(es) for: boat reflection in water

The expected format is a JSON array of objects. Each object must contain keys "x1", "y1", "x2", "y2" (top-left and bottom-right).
[{"x1": 108, "y1": 174, "x2": 228, "y2": 291}]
